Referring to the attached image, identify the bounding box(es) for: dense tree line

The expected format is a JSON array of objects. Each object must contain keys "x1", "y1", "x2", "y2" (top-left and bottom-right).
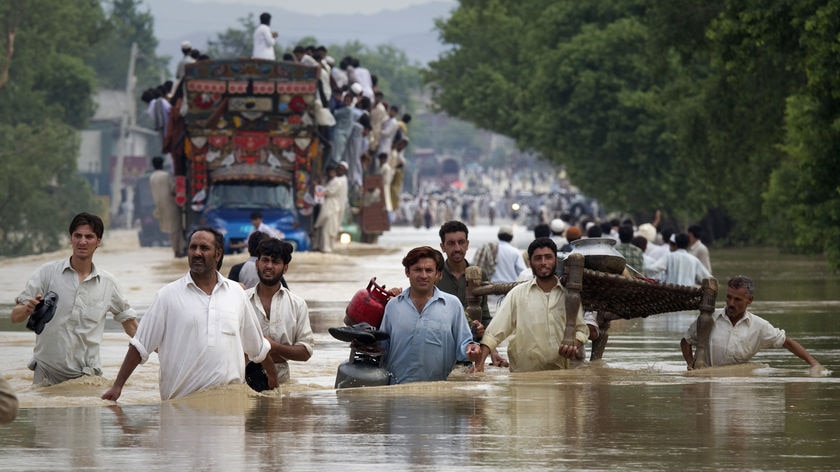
[
  {"x1": 426, "y1": 0, "x2": 840, "y2": 268},
  {"x1": 0, "y1": 0, "x2": 163, "y2": 256}
]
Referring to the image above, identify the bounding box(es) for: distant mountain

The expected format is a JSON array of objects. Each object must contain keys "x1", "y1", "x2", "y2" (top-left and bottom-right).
[{"x1": 145, "y1": 0, "x2": 456, "y2": 74}]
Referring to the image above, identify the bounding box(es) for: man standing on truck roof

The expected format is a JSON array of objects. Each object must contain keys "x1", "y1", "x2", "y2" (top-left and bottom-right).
[{"x1": 252, "y1": 12, "x2": 278, "y2": 60}]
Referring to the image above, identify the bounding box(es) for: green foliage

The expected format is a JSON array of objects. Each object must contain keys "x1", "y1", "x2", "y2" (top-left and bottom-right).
[
  {"x1": 0, "y1": 122, "x2": 100, "y2": 255},
  {"x1": 90, "y1": 0, "x2": 163, "y2": 88},
  {"x1": 427, "y1": 0, "x2": 840, "y2": 268},
  {"x1": 764, "y1": 1, "x2": 840, "y2": 269},
  {"x1": 0, "y1": 0, "x2": 103, "y2": 256},
  {"x1": 206, "y1": 14, "x2": 260, "y2": 60}
]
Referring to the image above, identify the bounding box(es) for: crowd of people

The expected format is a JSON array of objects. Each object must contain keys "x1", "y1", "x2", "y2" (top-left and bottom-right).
[{"x1": 0, "y1": 207, "x2": 822, "y2": 414}]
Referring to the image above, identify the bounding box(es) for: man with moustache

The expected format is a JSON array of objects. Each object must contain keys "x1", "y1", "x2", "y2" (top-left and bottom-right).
[
  {"x1": 12, "y1": 212, "x2": 137, "y2": 386},
  {"x1": 476, "y1": 237, "x2": 588, "y2": 372},
  {"x1": 380, "y1": 246, "x2": 483, "y2": 384},
  {"x1": 245, "y1": 238, "x2": 313, "y2": 383},
  {"x1": 681, "y1": 275, "x2": 821, "y2": 370},
  {"x1": 102, "y1": 227, "x2": 277, "y2": 401},
  {"x1": 436, "y1": 220, "x2": 508, "y2": 368}
]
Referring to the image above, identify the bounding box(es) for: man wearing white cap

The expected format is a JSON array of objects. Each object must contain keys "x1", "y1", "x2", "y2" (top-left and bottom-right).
[
  {"x1": 176, "y1": 40, "x2": 194, "y2": 79},
  {"x1": 490, "y1": 226, "x2": 526, "y2": 284}
]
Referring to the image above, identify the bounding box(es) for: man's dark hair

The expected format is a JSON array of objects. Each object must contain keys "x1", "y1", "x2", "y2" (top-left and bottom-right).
[
  {"x1": 401, "y1": 113, "x2": 412, "y2": 124},
  {"x1": 256, "y1": 238, "x2": 293, "y2": 264},
  {"x1": 69, "y1": 212, "x2": 104, "y2": 239},
  {"x1": 661, "y1": 227, "x2": 675, "y2": 246},
  {"x1": 527, "y1": 237, "x2": 557, "y2": 260},
  {"x1": 533, "y1": 223, "x2": 551, "y2": 239},
  {"x1": 600, "y1": 221, "x2": 612, "y2": 235},
  {"x1": 687, "y1": 224, "x2": 703, "y2": 240},
  {"x1": 259, "y1": 12, "x2": 271, "y2": 24},
  {"x1": 152, "y1": 156, "x2": 164, "y2": 170},
  {"x1": 631, "y1": 236, "x2": 648, "y2": 252},
  {"x1": 293, "y1": 45, "x2": 305, "y2": 54},
  {"x1": 728, "y1": 275, "x2": 755, "y2": 297},
  {"x1": 618, "y1": 225, "x2": 634, "y2": 244},
  {"x1": 498, "y1": 232, "x2": 513, "y2": 243},
  {"x1": 189, "y1": 226, "x2": 225, "y2": 269},
  {"x1": 247, "y1": 231, "x2": 269, "y2": 256},
  {"x1": 438, "y1": 220, "x2": 468, "y2": 243},
  {"x1": 675, "y1": 233, "x2": 690, "y2": 250},
  {"x1": 402, "y1": 246, "x2": 444, "y2": 272},
  {"x1": 250, "y1": 210, "x2": 263, "y2": 221},
  {"x1": 587, "y1": 224, "x2": 603, "y2": 238}
]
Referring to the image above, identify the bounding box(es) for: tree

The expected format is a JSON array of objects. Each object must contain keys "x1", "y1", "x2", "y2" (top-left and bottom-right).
[
  {"x1": 764, "y1": 1, "x2": 840, "y2": 268},
  {"x1": 0, "y1": 1, "x2": 103, "y2": 256},
  {"x1": 426, "y1": 0, "x2": 840, "y2": 268},
  {"x1": 206, "y1": 14, "x2": 259, "y2": 60}
]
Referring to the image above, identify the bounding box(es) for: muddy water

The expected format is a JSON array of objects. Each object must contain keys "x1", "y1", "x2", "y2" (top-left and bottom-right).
[{"x1": 1, "y1": 226, "x2": 839, "y2": 471}]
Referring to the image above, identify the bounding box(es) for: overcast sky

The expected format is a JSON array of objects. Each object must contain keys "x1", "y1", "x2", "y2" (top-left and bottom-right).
[{"x1": 181, "y1": 0, "x2": 455, "y2": 15}]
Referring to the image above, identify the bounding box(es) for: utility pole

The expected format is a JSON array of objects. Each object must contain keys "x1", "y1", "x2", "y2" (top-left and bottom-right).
[{"x1": 110, "y1": 42, "x2": 138, "y2": 226}]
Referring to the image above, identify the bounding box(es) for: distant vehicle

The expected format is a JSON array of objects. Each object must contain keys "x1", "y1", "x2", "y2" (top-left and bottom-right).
[{"x1": 568, "y1": 195, "x2": 602, "y2": 220}]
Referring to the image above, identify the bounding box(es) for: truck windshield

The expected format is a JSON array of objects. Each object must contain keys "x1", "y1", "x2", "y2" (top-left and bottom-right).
[{"x1": 206, "y1": 182, "x2": 294, "y2": 210}]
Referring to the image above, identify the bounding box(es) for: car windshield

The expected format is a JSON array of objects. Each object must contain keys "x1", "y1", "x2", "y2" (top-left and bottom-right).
[{"x1": 207, "y1": 182, "x2": 293, "y2": 210}]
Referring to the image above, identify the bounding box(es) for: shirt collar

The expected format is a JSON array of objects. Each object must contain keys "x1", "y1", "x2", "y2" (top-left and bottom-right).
[
  {"x1": 61, "y1": 257, "x2": 99, "y2": 279},
  {"x1": 396, "y1": 286, "x2": 448, "y2": 304},
  {"x1": 185, "y1": 271, "x2": 227, "y2": 292},
  {"x1": 715, "y1": 309, "x2": 753, "y2": 326}
]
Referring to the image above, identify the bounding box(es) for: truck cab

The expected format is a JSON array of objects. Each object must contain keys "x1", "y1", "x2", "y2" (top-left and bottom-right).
[{"x1": 203, "y1": 181, "x2": 310, "y2": 252}]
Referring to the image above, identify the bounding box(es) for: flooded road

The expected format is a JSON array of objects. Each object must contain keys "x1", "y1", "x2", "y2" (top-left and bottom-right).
[{"x1": 1, "y1": 225, "x2": 838, "y2": 471}]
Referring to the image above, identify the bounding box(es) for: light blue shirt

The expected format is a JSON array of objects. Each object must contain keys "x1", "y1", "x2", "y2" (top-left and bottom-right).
[{"x1": 380, "y1": 287, "x2": 474, "y2": 385}]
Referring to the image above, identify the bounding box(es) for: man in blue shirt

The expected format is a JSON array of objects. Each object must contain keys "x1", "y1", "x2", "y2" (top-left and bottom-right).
[{"x1": 380, "y1": 246, "x2": 482, "y2": 384}]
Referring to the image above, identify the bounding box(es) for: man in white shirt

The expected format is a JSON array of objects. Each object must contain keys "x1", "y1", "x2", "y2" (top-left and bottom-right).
[
  {"x1": 490, "y1": 226, "x2": 526, "y2": 283},
  {"x1": 687, "y1": 224, "x2": 712, "y2": 273},
  {"x1": 175, "y1": 41, "x2": 194, "y2": 79},
  {"x1": 246, "y1": 238, "x2": 314, "y2": 383},
  {"x1": 102, "y1": 227, "x2": 278, "y2": 401},
  {"x1": 650, "y1": 233, "x2": 711, "y2": 286},
  {"x1": 13, "y1": 213, "x2": 137, "y2": 386},
  {"x1": 681, "y1": 275, "x2": 820, "y2": 370},
  {"x1": 252, "y1": 12, "x2": 278, "y2": 60}
]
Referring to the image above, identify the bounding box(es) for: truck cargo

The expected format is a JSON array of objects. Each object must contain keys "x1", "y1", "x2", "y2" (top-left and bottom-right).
[{"x1": 174, "y1": 58, "x2": 323, "y2": 252}]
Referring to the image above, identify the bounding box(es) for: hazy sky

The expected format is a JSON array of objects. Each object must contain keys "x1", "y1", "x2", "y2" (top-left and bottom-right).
[{"x1": 183, "y1": 0, "x2": 455, "y2": 16}]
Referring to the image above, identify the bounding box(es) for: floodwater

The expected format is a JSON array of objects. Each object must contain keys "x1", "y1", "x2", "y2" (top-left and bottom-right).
[{"x1": 1, "y1": 225, "x2": 838, "y2": 471}]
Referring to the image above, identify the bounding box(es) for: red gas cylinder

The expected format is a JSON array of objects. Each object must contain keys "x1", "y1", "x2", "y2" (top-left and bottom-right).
[{"x1": 345, "y1": 277, "x2": 392, "y2": 329}]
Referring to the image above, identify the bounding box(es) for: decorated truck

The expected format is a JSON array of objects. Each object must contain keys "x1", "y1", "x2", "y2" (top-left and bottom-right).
[{"x1": 174, "y1": 58, "x2": 323, "y2": 252}]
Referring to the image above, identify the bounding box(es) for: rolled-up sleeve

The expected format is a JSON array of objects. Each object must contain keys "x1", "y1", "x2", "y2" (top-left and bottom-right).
[{"x1": 241, "y1": 298, "x2": 271, "y2": 363}]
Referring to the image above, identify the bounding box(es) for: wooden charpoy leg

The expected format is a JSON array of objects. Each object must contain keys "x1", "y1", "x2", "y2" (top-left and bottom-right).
[
  {"x1": 464, "y1": 266, "x2": 484, "y2": 324},
  {"x1": 691, "y1": 277, "x2": 719, "y2": 369},
  {"x1": 589, "y1": 312, "x2": 611, "y2": 361},
  {"x1": 562, "y1": 253, "x2": 584, "y2": 348}
]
